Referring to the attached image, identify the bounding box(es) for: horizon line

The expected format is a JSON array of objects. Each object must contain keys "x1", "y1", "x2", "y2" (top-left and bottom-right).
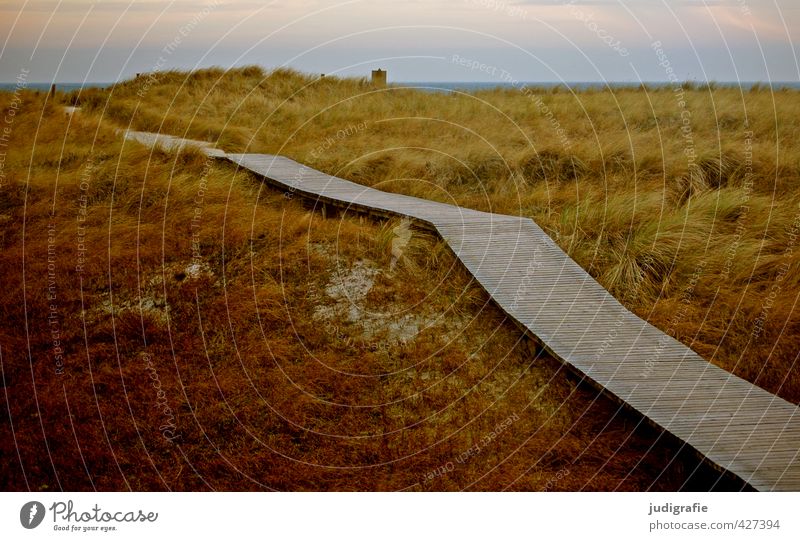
[{"x1": 2, "y1": 79, "x2": 799, "y2": 85}]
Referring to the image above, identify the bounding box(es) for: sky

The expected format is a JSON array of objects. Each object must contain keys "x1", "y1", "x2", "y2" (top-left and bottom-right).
[{"x1": 0, "y1": 0, "x2": 798, "y2": 83}]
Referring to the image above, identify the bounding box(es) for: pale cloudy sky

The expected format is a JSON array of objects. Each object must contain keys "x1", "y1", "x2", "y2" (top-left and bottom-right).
[{"x1": 0, "y1": 0, "x2": 798, "y2": 82}]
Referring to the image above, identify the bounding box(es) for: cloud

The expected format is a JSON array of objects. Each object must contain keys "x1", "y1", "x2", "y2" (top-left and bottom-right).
[
  {"x1": 0, "y1": 1, "x2": 279, "y2": 14},
  {"x1": 1, "y1": 0, "x2": 797, "y2": 82},
  {"x1": 517, "y1": 0, "x2": 739, "y2": 4}
]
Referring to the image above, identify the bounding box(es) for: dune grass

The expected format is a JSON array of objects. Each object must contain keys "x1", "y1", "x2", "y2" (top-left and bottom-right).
[
  {"x1": 69, "y1": 66, "x2": 800, "y2": 404},
  {"x1": 1, "y1": 89, "x2": 749, "y2": 491}
]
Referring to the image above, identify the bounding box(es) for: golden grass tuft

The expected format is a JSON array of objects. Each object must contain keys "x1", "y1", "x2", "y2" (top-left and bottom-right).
[{"x1": 1, "y1": 70, "x2": 794, "y2": 491}]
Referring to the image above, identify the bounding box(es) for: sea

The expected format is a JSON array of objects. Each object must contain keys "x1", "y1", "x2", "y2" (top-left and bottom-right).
[
  {"x1": 395, "y1": 81, "x2": 800, "y2": 92},
  {"x1": 2, "y1": 81, "x2": 799, "y2": 93},
  {"x1": 0, "y1": 82, "x2": 114, "y2": 93}
]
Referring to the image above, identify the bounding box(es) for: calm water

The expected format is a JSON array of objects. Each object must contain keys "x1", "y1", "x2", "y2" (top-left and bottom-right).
[
  {"x1": 396, "y1": 81, "x2": 800, "y2": 92},
  {"x1": 0, "y1": 82, "x2": 114, "y2": 92},
  {"x1": 2, "y1": 81, "x2": 798, "y2": 94}
]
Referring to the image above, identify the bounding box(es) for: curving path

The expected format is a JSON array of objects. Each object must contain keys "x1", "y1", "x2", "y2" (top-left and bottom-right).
[{"x1": 125, "y1": 130, "x2": 800, "y2": 491}]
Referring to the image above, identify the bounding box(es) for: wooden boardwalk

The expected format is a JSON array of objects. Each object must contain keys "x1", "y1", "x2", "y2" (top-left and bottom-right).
[{"x1": 126, "y1": 131, "x2": 800, "y2": 491}]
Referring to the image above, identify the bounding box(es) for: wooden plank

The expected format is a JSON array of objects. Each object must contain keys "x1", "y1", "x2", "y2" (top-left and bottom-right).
[{"x1": 123, "y1": 134, "x2": 800, "y2": 492}]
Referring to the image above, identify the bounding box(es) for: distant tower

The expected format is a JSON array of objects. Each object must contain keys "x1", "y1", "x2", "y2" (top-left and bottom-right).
[{"x1": 371, "y1": 69, "x2": 387, "y2": 88}]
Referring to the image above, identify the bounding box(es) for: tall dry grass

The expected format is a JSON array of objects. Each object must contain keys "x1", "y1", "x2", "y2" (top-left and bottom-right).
[
  {"x1": 71, "y1": 67, "x2": 800, "y2": 404},
  {"x1": 0, "y1": 90, "x2": 743, "y2": 490}
]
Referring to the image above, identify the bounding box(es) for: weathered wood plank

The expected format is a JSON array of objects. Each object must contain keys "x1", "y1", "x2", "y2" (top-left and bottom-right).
[{"x1": 123, "y1": 134, "x2": 800, "y2": 491}]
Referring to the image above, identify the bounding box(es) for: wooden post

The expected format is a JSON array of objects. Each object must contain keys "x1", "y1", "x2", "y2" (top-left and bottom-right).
[
  {"x1": 371, "y1": 69, "x2": 387, "y2": 88},
  {"x1": 49, "y1": 84, "x2": 56, "y2": 98}
]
